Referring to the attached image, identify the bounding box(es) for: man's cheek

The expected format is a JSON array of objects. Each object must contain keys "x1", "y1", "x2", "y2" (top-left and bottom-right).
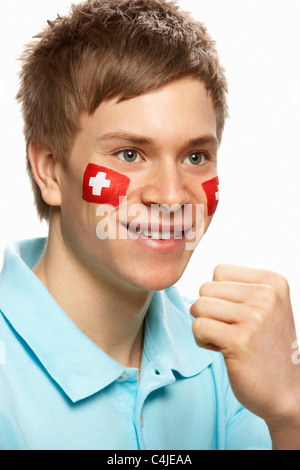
[
  {"x1": 202, "y1": 176, "x2": 219, "y2": 216},
  {"x1": 82, "y1": 163, "x2": 130, "y2": 207}
]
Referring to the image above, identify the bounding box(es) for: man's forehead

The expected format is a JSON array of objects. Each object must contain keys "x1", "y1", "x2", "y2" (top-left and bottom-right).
[{"x1": 82, "y1": 77, "x2": 216, "y2": 120}]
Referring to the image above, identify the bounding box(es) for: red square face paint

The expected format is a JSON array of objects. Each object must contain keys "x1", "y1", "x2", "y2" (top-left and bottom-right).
[
  {"x1": 82, "y1": 163, "x2": 130, "y2": 207},
  {"x1": 202, "y1": 176, "x2": 219, "y2": 216}
]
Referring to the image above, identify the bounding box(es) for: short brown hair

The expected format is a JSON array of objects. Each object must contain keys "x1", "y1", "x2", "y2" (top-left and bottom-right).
[{"x1": 17, "y1": 0, "x2": 228, "y2": 221}]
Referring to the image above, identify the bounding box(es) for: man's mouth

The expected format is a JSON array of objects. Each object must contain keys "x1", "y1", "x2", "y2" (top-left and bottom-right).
[{"x1": 123, "y1": 223, "x2": 191, "y2": 240}]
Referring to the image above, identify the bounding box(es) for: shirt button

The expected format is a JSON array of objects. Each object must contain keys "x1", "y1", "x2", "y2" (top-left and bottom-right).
[
  {"x1": 140, "y1": 416, "x2": 145, "y2": 428},
  {"x1": 117, "y1": 373, "x2": 128, "y2": 382}
]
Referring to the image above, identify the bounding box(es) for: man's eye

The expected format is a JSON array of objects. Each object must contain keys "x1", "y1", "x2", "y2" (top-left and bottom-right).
[
  {"x1": 184, "y1": 152, "x2": 207, "y2": 166},
  {"x1": 117, "y1": 149, "x2": 142, "y2": 163}
]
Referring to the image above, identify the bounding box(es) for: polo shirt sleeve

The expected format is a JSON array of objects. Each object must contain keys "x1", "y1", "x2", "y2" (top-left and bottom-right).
[
  {"x1": 226, "y1": 404, "x2": 272, "y2": 450},
  {"x1": 211, "y1": 353, "x2": 272, "y2": 450}
]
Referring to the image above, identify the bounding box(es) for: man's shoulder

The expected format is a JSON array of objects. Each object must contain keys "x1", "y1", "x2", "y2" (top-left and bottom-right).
[
  {"x1": 0, "y1": 237, "x2": 48, "y2": 331},
  {"x1": 0, "y1": 237, "x2": 46, "y2": 284}
]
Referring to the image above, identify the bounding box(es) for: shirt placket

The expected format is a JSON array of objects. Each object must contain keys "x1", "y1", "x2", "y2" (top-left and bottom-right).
[
  {"x1": 134, "y1": 361, "x2": 175, "y2": 450},
  {"x1": 115, "y1": 368, "x2": 140, "y2": 448}
]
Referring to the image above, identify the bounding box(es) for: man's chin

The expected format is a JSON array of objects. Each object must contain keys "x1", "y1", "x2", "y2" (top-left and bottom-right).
[{"x1": 126, "y1": 263, "x2": 190, "y2": 292}]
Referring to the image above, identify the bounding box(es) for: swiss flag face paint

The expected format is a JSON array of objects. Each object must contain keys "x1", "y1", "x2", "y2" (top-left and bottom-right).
[
  {"x1": 82, "y1": 163, "x2": 130, "y2": 207},
  {"x1": 202, "y1": 176, "x2": 219, "y2": 216}
]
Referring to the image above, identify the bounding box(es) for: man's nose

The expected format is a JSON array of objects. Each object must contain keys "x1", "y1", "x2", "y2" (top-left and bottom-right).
[{"x1": 140, "y1": 160, "x2": 191, "y2": 208}]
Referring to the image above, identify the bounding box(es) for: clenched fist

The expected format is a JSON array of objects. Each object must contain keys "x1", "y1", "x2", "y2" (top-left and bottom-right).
[{"x1": 191, "y1": 264, "x2": 300, "y2": 449}]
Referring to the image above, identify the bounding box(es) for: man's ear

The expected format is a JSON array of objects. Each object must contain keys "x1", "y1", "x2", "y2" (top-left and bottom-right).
[{"x1": 28, "y1": 141, "x2": 62, "y2": 207}]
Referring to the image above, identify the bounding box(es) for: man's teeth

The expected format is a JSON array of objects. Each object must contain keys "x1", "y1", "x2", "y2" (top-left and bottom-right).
[
  {"x1": 125, "y1": 223, "x2": 185, "y2": 239},
  {"x1": 137, "y1": 229, "x2": 182, "y2": 239}
]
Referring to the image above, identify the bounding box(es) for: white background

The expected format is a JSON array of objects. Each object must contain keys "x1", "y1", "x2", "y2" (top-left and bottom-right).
[{"x1": 0, "y1": 1, "x2": 299, "y2": 335}]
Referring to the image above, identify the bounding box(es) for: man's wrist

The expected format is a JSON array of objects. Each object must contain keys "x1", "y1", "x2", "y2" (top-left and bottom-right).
[
  {"x1": 269, "y1": 427, "x2": 300, "y2": 450},
  {"x1": 267, "y1": 411, "x2": 300, "y2": 450}
]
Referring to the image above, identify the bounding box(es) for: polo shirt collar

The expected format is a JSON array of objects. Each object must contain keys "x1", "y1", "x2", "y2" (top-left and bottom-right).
[
  {"x1": 0, "y1": 238, "x2": 214, "y2": 403},
  {"x1": 144, "y1": 287, "x2": 213, "y2": 378},
  {"x1": 0, "y1": 239, "x2": 125, "y2": 403}
]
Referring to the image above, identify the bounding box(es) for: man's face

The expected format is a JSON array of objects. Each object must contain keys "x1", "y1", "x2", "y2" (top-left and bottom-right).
[{"x1": 57, "y1": 77, "x2": 218, "y2": 291}]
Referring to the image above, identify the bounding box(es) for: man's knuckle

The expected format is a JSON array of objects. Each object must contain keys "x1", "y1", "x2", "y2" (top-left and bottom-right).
[
  {"x1": 233, "y1": 331, "x2": 247, "y2": 351},
  {"x1": 199, "y1": 282, "x2": 211, "y2": 296},
  {"x1": 193, "y1": 316, "x2": 207, "y2": 337},
  {"x1": 262, "y1": 285, "x2": 279, "y2": 308},
  {"x1": 192, "y1": 318, "x2": 202, "y2": 339},
  {"x1": 234, "y1": 327, "x2": 252, "y2": 351},
  {"x1": 213, "y1": 264, "x2": 226, "y2": 280},
  {"x1": 199, "y1": 298, "x2": 208, "y2": 316},
  {"x1": 263, "y1": 270, "x2": 290, "y2": 296},
  {"x1": 247, "y1": 306, "x2": 265, "y2": 326},
  {"x1": 276, "y1": 273, "x2": 290, "y2": 295}
]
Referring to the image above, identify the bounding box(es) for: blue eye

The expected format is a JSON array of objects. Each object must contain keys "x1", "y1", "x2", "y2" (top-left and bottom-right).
[
  {"x1": 184, "y1": 152, "x2": 207, "y2": 165},
  {"x1": 117, "y1": 149, "x2": 142, "y2": 163}
]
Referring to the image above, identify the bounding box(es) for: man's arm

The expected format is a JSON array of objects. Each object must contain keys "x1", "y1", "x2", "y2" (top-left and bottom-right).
[{"x1": 191, "y1": 264, "x2": 300, "y2": 450}]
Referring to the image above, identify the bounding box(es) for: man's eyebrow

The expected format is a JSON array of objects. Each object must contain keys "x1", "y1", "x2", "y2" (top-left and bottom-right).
[
  {"x1": 97, "y1": 132, "x2": 154, "y2": 146},
  {"x1": 186, "y1": 135, "x2": 219, "y2": 149},
  {"x1": 98, "y1": 132, "x2": 218, "y2": 148}
]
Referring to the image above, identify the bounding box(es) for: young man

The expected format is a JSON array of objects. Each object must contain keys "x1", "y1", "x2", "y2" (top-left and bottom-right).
[{"x1": 0, "y1": 0, "x2": 299, "y2": 450}]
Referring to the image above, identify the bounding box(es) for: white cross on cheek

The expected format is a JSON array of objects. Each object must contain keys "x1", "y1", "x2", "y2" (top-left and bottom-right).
[{"x1": 89, "y1": 172, "x2": 111, "y2": 196}]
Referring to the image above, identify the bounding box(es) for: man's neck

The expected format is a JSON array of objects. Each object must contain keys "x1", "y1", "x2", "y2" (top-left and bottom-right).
[{"x1": 33, "y1": 219, "x2": 153, "y2": 370}]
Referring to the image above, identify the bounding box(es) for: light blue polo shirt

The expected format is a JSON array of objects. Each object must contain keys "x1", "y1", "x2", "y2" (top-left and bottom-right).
[{"x1": 0, "y1": 238, "x2": 272, "y2": 450}]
